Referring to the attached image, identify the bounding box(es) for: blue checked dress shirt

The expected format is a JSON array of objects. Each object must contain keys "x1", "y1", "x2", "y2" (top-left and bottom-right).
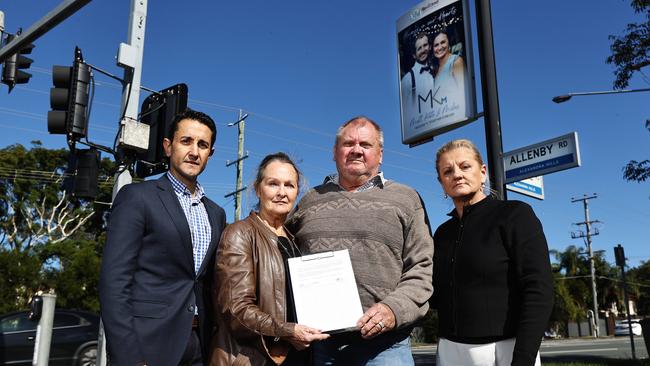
[
  {"x1": 167, "y1": 172, "x2": 212, "y2": 278},
  {"x1": 324, "y1": 172, "x2": 386, "y2": 192}
]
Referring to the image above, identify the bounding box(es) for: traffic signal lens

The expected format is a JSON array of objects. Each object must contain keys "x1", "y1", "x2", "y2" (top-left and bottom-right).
[
  {"x1": 50, "y1": 87, "x2": 69, "y2": 109},
  {"x1": 47, "y1": 110, "x2": 67, "y2": 134},
  {"x1": 52, "y1": 65, "x2": 71, "y2": 87}
]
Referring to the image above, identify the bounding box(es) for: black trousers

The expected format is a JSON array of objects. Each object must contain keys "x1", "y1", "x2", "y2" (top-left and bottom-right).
[{"x1": 179, "y1": 328, "x2": 203, "y2": 366}]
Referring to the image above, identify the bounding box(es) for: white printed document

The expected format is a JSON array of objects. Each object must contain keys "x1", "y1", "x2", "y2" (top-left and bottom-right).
[{"x1": 287, "y1": 249, "x2": 363, "y2": 333}]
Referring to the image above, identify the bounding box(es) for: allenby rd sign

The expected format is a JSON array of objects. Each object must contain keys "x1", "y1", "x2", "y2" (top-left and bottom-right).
[
  {"x1": 506, "y1": 176, "x2": 544, "y2": 200},
  {"x1": 503, "y1": 132, "x2": 580, "y2": 184}
]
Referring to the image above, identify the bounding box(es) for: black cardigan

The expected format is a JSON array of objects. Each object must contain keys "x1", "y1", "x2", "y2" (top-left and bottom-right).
[{"x1": 432, "y1": 197, "x2": 554, "y2": 366}]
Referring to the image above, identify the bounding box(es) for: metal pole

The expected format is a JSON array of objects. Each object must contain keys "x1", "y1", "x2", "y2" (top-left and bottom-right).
[
  {"x1": 98, "y1": 1, "x2": 148, "y2": 365},
  {"x1": 118, "y1": 0, "x2": 146, "y2": 121},
  {"x1": 474, "y1": 0, "x2": 506, "y2": 200},
  {"x1": 32, "y1": 293, "x2": 56, "y2": 366},
  {"x1": 0, "y1": 0, "x2": 91, "y2": 63},
  {"x1": 235, "y1": 109, "x2": 245, "y2": 221},
  {"x1": 616, "y1": 244, "x2": 636, "y2": 359},
  {"x1": 552, "y1": 87, "x2": 650, "y2": 103},
  {"x1": 621, "y1": 262, "x2": 636, "y2": 359}
]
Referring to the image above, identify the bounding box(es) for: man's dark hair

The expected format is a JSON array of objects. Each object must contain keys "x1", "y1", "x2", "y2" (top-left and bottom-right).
[
  {"x1": 166, "y1": 109, "x2": 217, "y2": 147},
  {"x1": 414, "y1": 32, "x2": 429, "y2": 46}
]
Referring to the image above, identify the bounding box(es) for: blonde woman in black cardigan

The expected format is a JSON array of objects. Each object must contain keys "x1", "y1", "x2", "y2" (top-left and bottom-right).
[{"x1": 432, "y1": 139, "x2": 554, "y2": 366}]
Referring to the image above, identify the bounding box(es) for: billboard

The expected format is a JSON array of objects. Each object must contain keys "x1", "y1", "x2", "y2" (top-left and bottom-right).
[{"x1": 397, "y1": 0, "x2": 477, "y2": 146}]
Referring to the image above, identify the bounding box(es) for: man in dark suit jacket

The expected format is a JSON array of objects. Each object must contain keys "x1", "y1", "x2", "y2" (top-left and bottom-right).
[{"x1": 99, "y1": 109, "x2": 226, "y2": 366}]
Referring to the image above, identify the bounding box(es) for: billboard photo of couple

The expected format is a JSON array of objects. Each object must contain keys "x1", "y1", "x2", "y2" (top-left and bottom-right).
[{"x1": 397, "y1": 0, "x2": 477, "y2": 145}]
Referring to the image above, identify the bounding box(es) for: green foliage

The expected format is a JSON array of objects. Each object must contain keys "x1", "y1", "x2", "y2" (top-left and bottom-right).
[
  {"x1": 0, "y1": 248, "x2": 42, "y2": 313},
  {"x1": 623, "y1": 159, "x2": 650, "y2": 182},
  {"x1": 0, "y1": 142, "x2": 114, "y2": 313},
  {"x1": 420, "y1": 309, "x2": 439, "y2": 343},
  {"x1": 550, "y1": 245, "x2": 630, "y2": 334},
  {"x1": 551, "y1": 246, "x2": 592, "y2": 309},
  {"x1": 608, "y1": 1, "x2": 650, "y2": 188},
  {"x1": 627, "y1": 260, "x2": 650, "y2": 314},
  {"x1": 40, "y1": 237, "x2": 105, "y2": 311},
  {"x1": 552, "y1": 273, "x2": 582, "y2": 327},
  {"x1": 606, "y1": 0, "x2": 650, "y2": 89},
  {"x1": 545, "y1": 361, "x2": 650, "y2": 366}
]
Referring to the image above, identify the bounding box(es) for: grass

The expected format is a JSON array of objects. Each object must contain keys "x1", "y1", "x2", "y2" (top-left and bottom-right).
[{"x1": 543, "y1": 360, "x2": 650, "y2": 366}]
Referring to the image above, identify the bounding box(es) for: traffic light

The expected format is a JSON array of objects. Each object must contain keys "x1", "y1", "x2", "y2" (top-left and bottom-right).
[
  {"x1": 1, "y1": 34, "x2": 34, "y2": 92},
  {"x1": 29, "y1": 295, "x2": 43, "y2": 322},
  {"x1": 64, "y1": 148, "x2": 100, "y2": 200},
  {"x1": 614, "y1": 244, "x2": 626, "y2": 267},
  {"x1": 135, "y1": 83, "x2": 188, "y2": 178},
  {"x1": 48, "y1": 47, "x2": 91, "y2": 140}
]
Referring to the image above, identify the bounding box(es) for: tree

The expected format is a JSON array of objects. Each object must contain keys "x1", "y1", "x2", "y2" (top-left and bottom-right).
[
  {"x1": 623, "y1": 120, "x2": 650, "y2": 184},
  {"x1": 0, "y1": 142, "x2": 113, "y2": 312},
  {"x1": 550, "y1": 245, "x2": 621, "y2": 334},
  {"x1": 606, "y1": 0, "x2": 650, "y2": 89},
  {"x1": 626, "y1": 261, "x2": 650, "y2": 315},
  {"x1": 607, "y1": 1, "x2": 650, "y2": 185}
]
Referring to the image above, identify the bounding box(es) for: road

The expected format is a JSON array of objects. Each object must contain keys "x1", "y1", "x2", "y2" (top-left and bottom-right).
[{"x1": 412, "y1": 336, "x2": 648, "y2": 365}]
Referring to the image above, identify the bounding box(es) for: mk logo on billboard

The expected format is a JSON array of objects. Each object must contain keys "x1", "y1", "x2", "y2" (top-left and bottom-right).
[{"x1": 418, "y1": 86, "x2": 445, "y2": 113}]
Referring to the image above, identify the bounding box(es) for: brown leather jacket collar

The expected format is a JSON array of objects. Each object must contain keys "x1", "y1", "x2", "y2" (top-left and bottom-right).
[{"x1": 210, "y1": 212, "x2": 295, "y2": 366}]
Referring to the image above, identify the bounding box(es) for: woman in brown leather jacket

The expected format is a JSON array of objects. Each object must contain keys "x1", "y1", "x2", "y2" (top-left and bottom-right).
[{"x1": 210, "y1": 152, "x2": 329, "y2": 366}]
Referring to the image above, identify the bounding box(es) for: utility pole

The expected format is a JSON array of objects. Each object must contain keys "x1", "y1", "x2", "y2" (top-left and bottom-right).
[
  {"x1": 225, "y1": 110, "x2": 249, "y2": 221},
  {"x1": 571, "y1": 193, "x2": 600, "y2": 338}
]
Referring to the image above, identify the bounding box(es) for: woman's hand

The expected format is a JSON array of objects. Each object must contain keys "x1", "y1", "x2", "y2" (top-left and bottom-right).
[{"x1": 285, "y1": 324, "x2": 330, "y2": 350}]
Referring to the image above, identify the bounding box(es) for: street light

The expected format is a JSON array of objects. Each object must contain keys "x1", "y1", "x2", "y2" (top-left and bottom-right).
[{"x1": 552, "y1": 87, "x2": 650, "y2": 103}]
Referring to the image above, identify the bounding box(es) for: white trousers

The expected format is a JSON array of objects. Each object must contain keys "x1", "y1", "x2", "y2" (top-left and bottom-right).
[{"x1": 436, "y1": 338, "x2": 541, "y2": 366}]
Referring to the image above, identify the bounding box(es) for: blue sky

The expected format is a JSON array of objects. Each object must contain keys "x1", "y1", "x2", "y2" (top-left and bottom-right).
[{"x1": 1, "y1": 1, "x2": 648, "y2": 268}]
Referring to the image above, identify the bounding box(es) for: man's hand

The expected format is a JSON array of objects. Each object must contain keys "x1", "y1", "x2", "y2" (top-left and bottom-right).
[{"x1": 356, "y1": 303, "x2": 396, "y2": 339}]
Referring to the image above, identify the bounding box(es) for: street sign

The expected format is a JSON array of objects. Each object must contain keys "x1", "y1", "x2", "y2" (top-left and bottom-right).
[
  {"x1": 503, "y1": 132, "x2": 580, "y2": 184},
  {"x1": 506, "y1": 176, "x2": 544, "y2": 200}
]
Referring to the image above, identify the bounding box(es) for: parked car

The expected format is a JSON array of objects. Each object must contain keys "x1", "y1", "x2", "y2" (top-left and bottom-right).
[
  {"x1": 614, "y1": 318, "x2": 643, "y2": 336},
  {"x1": 0, "y1": 309, "x2": 99, "y2": 366}
]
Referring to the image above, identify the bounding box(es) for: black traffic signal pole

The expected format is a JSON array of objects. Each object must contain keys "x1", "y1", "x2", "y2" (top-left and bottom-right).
[
  {"x1": 615, "y1": 244, "x2": 636, "y2": 360},
  {"x1": 475, "y1": 0, "x2": 506, "y2": 199},
  {"x1": 0, "y1": 0, "x2": 91, "y2": 63}
]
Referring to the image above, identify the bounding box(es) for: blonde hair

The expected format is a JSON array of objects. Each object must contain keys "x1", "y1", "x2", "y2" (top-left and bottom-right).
[{"x1": 435, "y1": 139, "x2": 484, "y2": 180}]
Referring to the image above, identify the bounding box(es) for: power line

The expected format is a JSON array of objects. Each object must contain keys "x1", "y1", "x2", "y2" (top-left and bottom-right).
[
  {"x1": 3, "y1": 84, "x2": 438, "y2": 179},
  {"x1": 559, "y1": 275, "x2": 650, "y2": 288},
  {"x1": 6, "y1": 79, "x2": 435, "y2": 164}
]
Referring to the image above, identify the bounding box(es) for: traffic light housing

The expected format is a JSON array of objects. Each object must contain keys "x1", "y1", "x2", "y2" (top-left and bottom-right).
[
  {"x1": 1, "y1": 34, "x2": 34, "y2": 92},
  {"x1": 48, "y1": 47, "x2": 91, "y2": 141},
  {"x1": 614, "y1": 244, "x2": 626, "y2": 267},
  {"x1": 64, "y1": 148, "x2": 100, "y2": 200},
  {"x1": 29, "y1": 295, "x2": 43, "y2": 322},
  {"x1": 135, "y1": 83, "x2": 188, "y2": 178}
]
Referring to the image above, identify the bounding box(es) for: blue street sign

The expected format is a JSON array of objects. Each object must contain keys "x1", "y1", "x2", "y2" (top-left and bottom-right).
[
  {"x1": 506, "y1": 176, "x2": 544, "y2": 200},
  {"x1": 503, "y1": 132, "x2": 580, "y2": 184}
]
